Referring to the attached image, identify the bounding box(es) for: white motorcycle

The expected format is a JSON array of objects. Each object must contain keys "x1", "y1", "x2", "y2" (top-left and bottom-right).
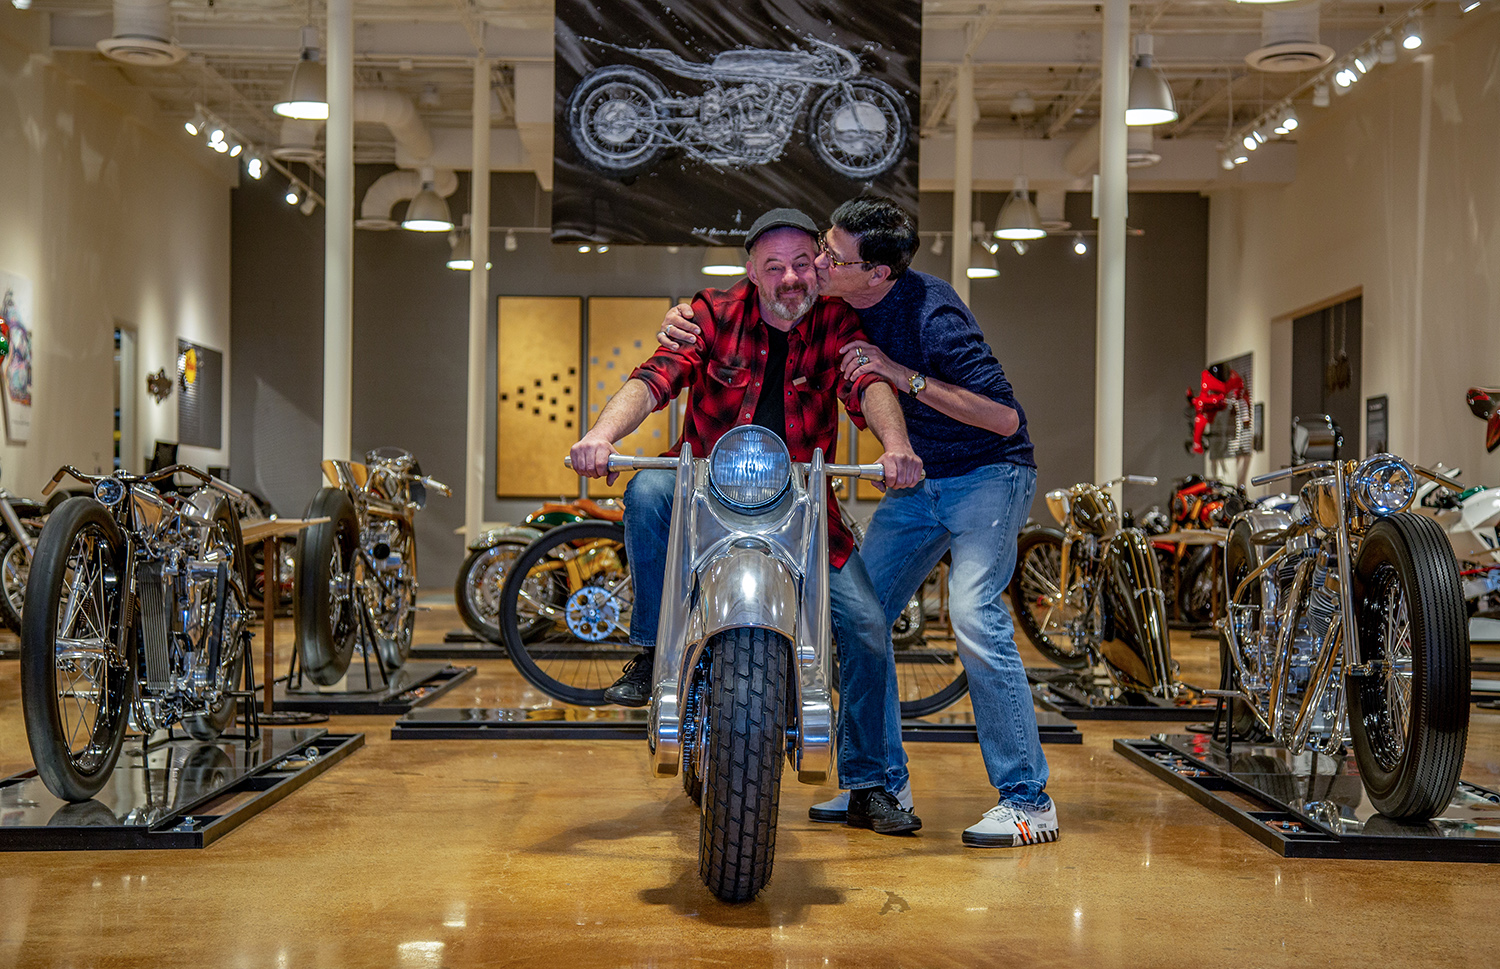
[
  {"x1": 569, "y1": 425, "x2": 885, "y2": 903},
  {"x1": 566, "y1": 37, "x2": 910, "y2": 180},
  {"x1": 1413, "y1": 466, "x2": 1500, "y2": 614}
]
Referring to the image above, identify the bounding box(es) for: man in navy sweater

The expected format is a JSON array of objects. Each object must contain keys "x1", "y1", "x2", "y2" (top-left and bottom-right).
[{"x1": 660, "y1": 196, "x2": 1055, "y2": 848}]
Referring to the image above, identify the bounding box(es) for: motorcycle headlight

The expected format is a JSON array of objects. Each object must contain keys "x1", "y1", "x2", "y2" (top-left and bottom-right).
[
  {"x1": 709, "y1": 425, "x2": 791, "y2": 511},
  {"x1": 1044, "y1": 489, "x2": 1070, "y2": 526},
  {"x1": 94, "y1": 478, "x2": 125, "y2": 507},
  {"x1": 1353, "y1": 454, "x2": 1416, "y2": 516}
]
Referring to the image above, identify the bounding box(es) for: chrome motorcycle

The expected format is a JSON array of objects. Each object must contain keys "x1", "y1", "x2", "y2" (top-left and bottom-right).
[
  {"x1": 21, "y1": 464, "x2": 252, "y2": 802},
  {"x1": 567, "y1": 37, "x2": 909, "y2": 180},
  {"x1": 294, "y1": 447, "x2": 450, "y2": 685},
  {"x1": 0, "y1": 461, "x2": 52, "y2": 631},
  {"x1": 1216, "y1": 454, "x2": 1469, "y2": 821},
  {"x1": 568, "y1": 426, "x2": 885, "y2": 903},
  {"x1": 1009, "y1": 475, "x2": 1183, "y2": 699}
]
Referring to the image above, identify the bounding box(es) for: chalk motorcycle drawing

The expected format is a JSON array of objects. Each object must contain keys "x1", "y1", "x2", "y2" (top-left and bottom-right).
[{"x1": 566, "y1": 37, "x2": 910, "y2": 180}]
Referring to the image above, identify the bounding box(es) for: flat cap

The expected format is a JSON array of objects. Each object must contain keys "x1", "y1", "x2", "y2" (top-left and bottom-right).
[{"x1": 744, "y1": 207, "x2": 820, "y2": 252}]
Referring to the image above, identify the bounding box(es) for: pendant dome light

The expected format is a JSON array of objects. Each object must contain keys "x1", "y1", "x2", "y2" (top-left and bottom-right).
[
  {"x1": 403, "y1": 170, "x2": 453, "y2": 232},
  {"x1": 993, "y1": 176, "x2": 1047, "y2": 241},
  {"x1": 967, "y1": 236, "x2": 999, "y2": 279},
  {"x1": 701, "y1": 246, "x2": 745, "y2": 276},
  {"x1": 274, "y1": 26, "x2": 329, "y2": 120},
  {"x1": 1125, "y1": 35, "x2": 1178, "y2": 126}
]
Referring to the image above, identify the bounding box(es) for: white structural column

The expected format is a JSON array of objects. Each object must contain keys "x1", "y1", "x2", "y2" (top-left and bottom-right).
[
  {"x1": 465, "y1": 55, "x2": 492, "y2": 543},
  {"x1": 949, "y1": 39, "x2": 974, "y2": 302},
  {"x1": 322, "y1": 0, "x2": 354, "y2": 461},
  {"x1": 1409, "y1": 53, "x2": 1434, "y2": 463},
  {"x1": 1094, "y1": 0, "x2": 1129, "y2": 485}
]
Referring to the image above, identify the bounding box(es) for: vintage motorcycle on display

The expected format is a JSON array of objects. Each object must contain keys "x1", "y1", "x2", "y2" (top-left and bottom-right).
[
  {"x1": 294, "y1": 448, "x2": 450, "y2": 685},
  {"x1": 1009, "y1": 475, "x2": 1186, "y2": 701},
  {"x1": 1139, "y1": 475, "x2": 1248, "y2": 626},
  {"x1": 455, "y1": 496, "x2": 624, "y2": 644},
  {"x1": 1412, "y1": 466, "x2": 1500, "y2": 616},
  {"x1": 1216, "y1": 453, "x2": 1469, "y2": 821},
  {"x1": 20, "y1": 464, "x2": 252, "y2": 802},
  {"x1": 1468, "y1": 386, "x2": 1500, "y2": 453},
  {"x1": 567, "y1": 37, "x2": 910, "y2": 180},
  {"x1": 0, "y1": 464, "x2": 54, "y2": 632},
  {"x1": 565, "y1": 427, "x2": 887, "y2": 902}
]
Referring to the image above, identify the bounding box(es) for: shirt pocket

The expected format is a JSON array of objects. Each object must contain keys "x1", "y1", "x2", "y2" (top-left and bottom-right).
[
  {"x1": 706, "y1": 360, "x2": 752, "y2": 389},
  {"x1": 789, "y1": 366, "x2": 841, "y2": 443}
]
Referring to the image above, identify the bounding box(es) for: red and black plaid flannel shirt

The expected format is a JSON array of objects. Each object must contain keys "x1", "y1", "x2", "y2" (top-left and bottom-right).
[{"x1": 629, "y1": 278, "x2": 883, "y2": 568}]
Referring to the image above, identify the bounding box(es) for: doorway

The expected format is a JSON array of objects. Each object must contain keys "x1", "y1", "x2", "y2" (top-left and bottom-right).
[
  {"x1": 114, "y1": 327, "x2": 137, "y2": 472},
  {"x1": 1291, "y1": 295, "x2": 1362, "y2": 457}
]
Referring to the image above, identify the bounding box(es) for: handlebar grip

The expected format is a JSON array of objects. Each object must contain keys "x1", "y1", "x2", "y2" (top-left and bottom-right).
[
  {"x1": 824, "y1": 463, "x2": 890, "y2": 481},
  {"x1": 564, "y1": 454, "x2": 681, "y2": 472},
  {"x1": 209, "y1": 476, "x2": 248, "y2": 501},
  {"x1": 1123, "y1": 475, "x2": 1158, "y2": 486}
]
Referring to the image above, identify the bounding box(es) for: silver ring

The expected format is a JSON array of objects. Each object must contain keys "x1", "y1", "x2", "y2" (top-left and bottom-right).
[{"x1": 857, "y1": 354, "x2": 869, "y2": 366}]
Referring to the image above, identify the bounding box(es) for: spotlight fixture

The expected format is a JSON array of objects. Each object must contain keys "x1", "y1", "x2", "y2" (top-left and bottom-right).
[
  {"x1": 1220, "y1": 152, "x2": 1236, "y2": 171},
  {"x1": 245, "y1": 154, "x2": 265, "y2": 180},
  {"x1": 1243, "y1": 134, "x2": 1258, "y2": 151},
  {"x1": 1125, "y1": 35, "x2": 1178, "y2": 126},
  {"x1": 1334, "y1": 67, "x2": 1356, "y2": 89},
  {"x1": 273, "y1": 26, "x2": 329, "y2": 120},
  {"x1": 211, "y1": 140, "x2": 229, "y2": 154},
  {"x1": 1379, "y1": 37, "x2": 1398, "y2": 64},
  {"x1": 446, "y1": 231, "x2": 491, "y2": 271},
  {"x1": 285, "y1": 185, "x2": 301, "y2": 205},
  {"x1": 1354, "y1": 53, "x2": 1373, "y2": 74},
  {"x1": 1233, "y1": 152, "x2": 1249, "y2": 165},
  {"x1": 1402, "y1": 22, "x2": 1423, "y2": 49},
  {"x1": 1281, "y1": 108, "x2": 1299, "y2": 131},
  {"x1": 1010, "y1": 240, "x2": 1029, "y2": 256},
  {"x1": 577, "y1": 245, "x2": 592, "y2": 253},
  {"x1": 701, "y1": 246, "x2": 745, "y2": 276},
  {"x1": 1073, "y1": 235, "x2": 1088, "y2": 255},
  {"x1": 994, "y1": 176, "x2": 1047, "y2": 241},
  {"x1": 1313, "y1": 82, "x2": 1331, "y2": 108},
  {"x1": 1252, "y1": 128, "x2": 1267, "y2": 144},
  {"x1": 12, "y1": 0, "x2": 32, "y2": 8},
  {"x1": 504, "y1": 230, "x2": 518, "y2": 252},
  {"x1": 1460, "y1": 0, "x2": 1481, "y2": 14},
  {"x1": 299, "y1": 195, "x2": 317, "y2": 216},
  {"x1": 597, "y1": 245, "x2": 610, "y2": 254},
  {"x1": 966, "y1": 237, "x2": 998, "y2": 279},
  {"x1": 184, "y1": 107, "x2": 206, "y2": 136},
  {"x1": 228, "y1": 142, "x2": 243, "y2": 158},
  {"x1": 402, "y1": 174, "x2": 453, "y2": 232},
  {"x1": 930, "y1": 233, "x2": 944, "y2": 256},
  {"x1": 208, "y1": 126, "x2": 225, "y2": 145}
]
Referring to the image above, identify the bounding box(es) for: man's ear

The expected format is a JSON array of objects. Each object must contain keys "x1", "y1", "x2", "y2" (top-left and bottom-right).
[{"x1": 868, "y1": 265, "x2": 892, "y2": 287}]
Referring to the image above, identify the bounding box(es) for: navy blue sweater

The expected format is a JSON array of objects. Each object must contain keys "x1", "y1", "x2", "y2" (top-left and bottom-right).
[{"x1": 855, "y1": 270, "x2": 1035, "y2": 478}]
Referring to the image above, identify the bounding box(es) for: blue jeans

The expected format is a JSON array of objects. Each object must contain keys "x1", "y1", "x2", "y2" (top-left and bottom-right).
[
  {"x1": 860, "y1": 461, "x2": 1050, "y2": 809},
  {"x1": 624, "y1": 469, "x2": 903, "y2": 792}
]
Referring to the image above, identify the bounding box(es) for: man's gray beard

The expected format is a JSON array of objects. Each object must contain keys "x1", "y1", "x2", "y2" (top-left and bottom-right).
[{"x1": 768, "y1": 287, "x2": 815, "y2": 322}]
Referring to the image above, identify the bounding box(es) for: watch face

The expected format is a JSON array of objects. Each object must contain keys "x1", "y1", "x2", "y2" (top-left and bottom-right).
[{"x1": 909, "y1": 373, "x2": 926, "y2": 394}]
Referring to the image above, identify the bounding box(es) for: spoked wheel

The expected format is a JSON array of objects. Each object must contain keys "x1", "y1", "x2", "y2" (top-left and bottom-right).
[
  {"x1": 183, "y1": 498, "x2": 252, "y2": 741},
  {"x1": 293, "y1": 488, "x2": 360, "y2": 686},
  {"x1": 1219, "y1": 523, "x2": 1268, "y2": 740},
  {"x1": 0, "y1": 532, "x2": 31, "y2": 631},
  {"x1": 1009, "y1": 526, "x2": 1091, "y2": 669},
  {"x1": 1178, "y1": 545, "x2": 1220, "y2": 625},
  {"x1": 895, "y1": 560, "x2": 968, "y2": 718},
  {"x1": 370, "y1": 527, "x2": 417, "y2": 672},
  {"x1": 1349, "y1": 513, "x2": 1468, "y2": 821},
  {"x1": 808, "y1": 79, "x2": 910, "y2": 179},
  {"x1": 20, "y1": 498, "x2": 132, "y2": 802},
  {"x1": 455, "y1": 539, "x2": 538, "y2": 643},
  {"x1": 700, "y1": 627, "x2": 789, "y2": 903},
  {"x1": 498, "y1": 521, "x2": 633, "y2": 706},
  {"x1": 567, "y1": 66, "x2": 669, "y2": 176}
]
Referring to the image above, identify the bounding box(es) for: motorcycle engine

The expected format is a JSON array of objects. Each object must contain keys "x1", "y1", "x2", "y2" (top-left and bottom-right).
[{"x1": 1277, "y1": 545, "x2": 1344, "y2": 745}]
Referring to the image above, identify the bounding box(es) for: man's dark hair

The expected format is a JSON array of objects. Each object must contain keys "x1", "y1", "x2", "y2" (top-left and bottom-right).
[{"x1": 830, "y1": 196, "x2": 919, "y2": 279}]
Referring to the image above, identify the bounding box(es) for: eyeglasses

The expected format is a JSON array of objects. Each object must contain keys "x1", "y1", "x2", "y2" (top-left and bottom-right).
[{"x1": 818, "y1": 236, "x2": 870, "y2": 270}]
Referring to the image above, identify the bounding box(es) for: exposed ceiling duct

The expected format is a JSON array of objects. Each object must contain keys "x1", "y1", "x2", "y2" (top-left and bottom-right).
[
  {"x1": 357, "y1": 168, "x2": 458, "y2": 230},
  {"x1": 1245, "y1": 4, "x2": 1335, "y2": 73},
  {"x1": 96, "y1": 0, "x2": 186, "y2": 66},
  {"x1": 275, "y1": 90, "x2": 435, "y2": 164}
]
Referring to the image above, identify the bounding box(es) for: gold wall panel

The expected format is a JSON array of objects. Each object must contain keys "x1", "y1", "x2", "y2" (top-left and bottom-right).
[
  {"x1": 497, "y1": 296, "x2": 583, "y2": 498},
  {"x1": 587, "y1": 296, "x2": 674, "y2": 498}
]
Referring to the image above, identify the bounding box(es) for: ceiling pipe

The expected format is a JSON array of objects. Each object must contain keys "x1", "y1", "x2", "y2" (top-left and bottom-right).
[
  {"x1": 275, "y1": 90, "x2": 435, "y2": 165},
  {"x1": 357, "y1": 168, "x2": 458, "y2": 230}
]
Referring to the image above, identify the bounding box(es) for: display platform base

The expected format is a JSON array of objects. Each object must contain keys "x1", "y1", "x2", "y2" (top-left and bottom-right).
[
  {"x1": 273, "y1": 662, "x2": 475, "y2": 715},
  {"x1": 1467, "y1": 618, "x2": 1500, "y2": 674},
  {"x1": 0, "y1": 729, "x2": 362, "y2": 851},
  {"x1": 1027, "y1": 667, "x2": 1218, "y2": 721},
  {"x1": 409, "y1": 640, "x2": 508, "y2": 661},
  {"x1": 390, "y1": 707, "x2": 1081, "y2": 744},
  {"x1": 1116, "y1": 733, "x2": 1500, "y2": 861}
]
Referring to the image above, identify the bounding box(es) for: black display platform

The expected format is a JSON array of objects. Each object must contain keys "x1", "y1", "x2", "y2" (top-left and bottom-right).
[
  {"x1": 273, "y1": 662, "x2": 475, "y2": 716},
  {"x1": 1026, "y1": 667, "x2": 1219, "y2": 721},
  {"x1": 1116, "y1": 733, "x2": 1500, "y2": 862},
  {"x1": 390, "y1": 706, "x2": 1081, "y2": 744},
  {"x1": 409, "y1": 641, "x2": 508, "y2": 661},
  {"x1": 0, "y1": 729, "x2": 363, "y2": 851}
]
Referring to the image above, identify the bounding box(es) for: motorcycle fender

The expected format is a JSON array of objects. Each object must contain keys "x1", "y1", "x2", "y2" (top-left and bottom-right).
[
  {"x1": 1098, "y1": 529, "x2": 1175, "y2": 696},
  {"x1": 466, "y1": 525, "x2": 543, "y2": 552},
  {"x1": 650, "y1": 447, "x2": 698, "y2": 780},
  {"x1": 695, "y1": 546, "x2": 799, "y2": 643}
]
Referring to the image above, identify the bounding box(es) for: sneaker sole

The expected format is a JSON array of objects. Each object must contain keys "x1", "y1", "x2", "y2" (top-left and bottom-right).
[
  {"x1": 846, "y1": 815, "x2": 923, "y2": 836},
  {"x1": 809, "y1": 807, "x2": 848, "y2": 823},
  {"x1": 961, "y1": 828, "x2": 1059, "y2": 848}
]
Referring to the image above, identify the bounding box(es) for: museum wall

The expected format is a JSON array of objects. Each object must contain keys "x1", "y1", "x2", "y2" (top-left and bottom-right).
[
  {"x1": 1205, "y1": 10, "x2": 1499, "y2": 484},
  {"x1": 0, "y1": 9, "x2": 234, "y2": 495},
  {"x1": 232, "y1": 178, "x2": 1207, "y2": 585}
]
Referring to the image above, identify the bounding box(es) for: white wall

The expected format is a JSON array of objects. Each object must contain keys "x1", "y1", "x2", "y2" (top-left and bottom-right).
[
  {"x1": 0, "y1": 10, "x2": 233, "y2": 497},
  {"x1": 1205, "y1": 8, "x2": 1500, "y2": 487}
]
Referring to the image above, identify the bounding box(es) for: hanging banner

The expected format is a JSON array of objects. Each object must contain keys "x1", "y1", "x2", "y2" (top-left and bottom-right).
[
  {"x1": 553, "y1": 0, "x2": 921, "y2": 245},
  {"x1": 0, "y1": 271, "x2": 33, "y2": 444}
]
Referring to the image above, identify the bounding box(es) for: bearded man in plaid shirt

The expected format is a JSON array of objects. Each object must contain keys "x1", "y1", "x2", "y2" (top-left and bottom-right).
[{"x1": 570, "y1": 208, "x2": 925, "y2": 835}]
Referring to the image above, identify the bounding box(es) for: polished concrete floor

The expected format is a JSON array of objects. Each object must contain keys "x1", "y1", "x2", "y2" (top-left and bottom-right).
[{"x1": 1, "y1": 602, "x2": 1499, "y2": 968}]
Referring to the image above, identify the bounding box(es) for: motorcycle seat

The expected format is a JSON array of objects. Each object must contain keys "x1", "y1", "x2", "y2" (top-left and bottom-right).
[
  {"x1": 576, "y1": 498, "x2": 624, "y2": 522},
  {"x1": 711, "y1": 50, "x2": 814, "y2": 75}
]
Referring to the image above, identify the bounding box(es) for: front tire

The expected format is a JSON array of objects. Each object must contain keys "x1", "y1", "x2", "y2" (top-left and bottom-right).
[
  {"x1": 699, "y1": 627, "x2": 789, "y2": 903},
  {"x1": 1349, "y1": 513, "x2": 1469, "y2": 821},
  {"x1": 294, "y1": 488, "x2": 360, "y2": 686},
  {"x1": 1009, "y1": 527, "x2": 1091, "y2": 670},
  {"x1": 808, "y1": 79, "x2": 910, "y2": 180},
  {"x1": 20, "y1": 498, "x2": 132, "y2": 802}
]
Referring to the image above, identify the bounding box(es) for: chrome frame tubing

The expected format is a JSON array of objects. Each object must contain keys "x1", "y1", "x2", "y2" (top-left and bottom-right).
[{"x1": 0, "y1": 498, "x2": 35, "y2": 556}]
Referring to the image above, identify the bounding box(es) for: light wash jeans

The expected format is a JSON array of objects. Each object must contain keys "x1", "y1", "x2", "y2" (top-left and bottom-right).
[
  {"x1": 623, "y1": 469, "x2": 904, "y2": 793},
  {"x1": 860, "y1": 461, "x2": 1050, "y2": 809}
]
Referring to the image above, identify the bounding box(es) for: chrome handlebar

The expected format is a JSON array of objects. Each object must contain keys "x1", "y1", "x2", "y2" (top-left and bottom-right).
[
  {"x1": 1252, "y1": 459, "x2": 1463, "y2": 493},
  {"x1": 564, "y1": 454, "x2": 889, "y2": 481},
  {"x1": 43, "y1": 463, "x2": 246, "y2": 501}
]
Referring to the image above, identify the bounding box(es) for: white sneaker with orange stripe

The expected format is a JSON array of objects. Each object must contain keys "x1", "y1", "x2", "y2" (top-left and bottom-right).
[{"x1": 962, "y1": 800, "x2": 1059, "y2": 848}]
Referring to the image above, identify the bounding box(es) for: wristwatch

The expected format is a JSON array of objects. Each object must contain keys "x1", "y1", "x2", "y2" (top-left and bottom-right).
[{"x1": 907, "y1": 372, "x2": 927, "y2": 396}]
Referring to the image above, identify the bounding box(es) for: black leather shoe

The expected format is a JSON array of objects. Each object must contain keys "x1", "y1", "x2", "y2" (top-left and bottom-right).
[
  {"x1": 846, "y1": 788, "x2": 922, "y2": 835},
  {"x1": 602, "y1": 651, "x2": 653, "y2": 707}
]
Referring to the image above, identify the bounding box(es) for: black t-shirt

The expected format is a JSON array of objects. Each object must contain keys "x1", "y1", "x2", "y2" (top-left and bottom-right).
[{"x1": 751, "y1": 323, "x2": 790, "y2": 443}]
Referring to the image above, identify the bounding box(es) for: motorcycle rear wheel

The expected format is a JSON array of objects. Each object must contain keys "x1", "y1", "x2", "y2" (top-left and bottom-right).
[
  {"x1": 567, "y1": 66, "x2": 669, "y2": 177},
  {"x1": 808, "y1": 78, "x2": 910, "y2": 180},
  {"x1": 21, "y1": 498, "x2": 133, "y2": 802},
  {"x1": 456, "y1": 540, "x2": 536, "y2": 644},
  {"x1": 371, "y1": 526, "x2": 417, "y2": 672},
  {"x1": 1349, "y1": 513, "x2": 1468, "y2": 821},
  {"x1": 1218, "y1": 523, "x2": 1269, "y2": 740},
  {"x1": 293, "y1": 488, "x2": 361, "y2": 686},
  {"x1": 1177, "y1": 545, "x2": 1220, "y2": 626},
  {"x1": 183, "y1": 498, "x2": 250, "y2": 741},
  {"x1": 1009, "y1": 527, "x2": 1091, "y2": 670},
  {"x1": 499, "y1": 521, "x2": 632, "y2": 706},
  {"x1": 0, "y1": 533, "x2": 29, "y2": 631},
  {"x1": 699, "y1": 626, "x2": 788, "y2": 903}
]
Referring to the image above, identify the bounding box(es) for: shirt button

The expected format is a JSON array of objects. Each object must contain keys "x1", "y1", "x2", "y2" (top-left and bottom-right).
[{"x1": 761, "y1": 350, "x2": 767, "y2": 355}]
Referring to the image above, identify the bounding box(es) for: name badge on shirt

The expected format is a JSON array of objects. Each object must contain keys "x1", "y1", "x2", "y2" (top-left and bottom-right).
[{"x1": 791, "y1": 376, "x2": 808, "y2": 387}]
